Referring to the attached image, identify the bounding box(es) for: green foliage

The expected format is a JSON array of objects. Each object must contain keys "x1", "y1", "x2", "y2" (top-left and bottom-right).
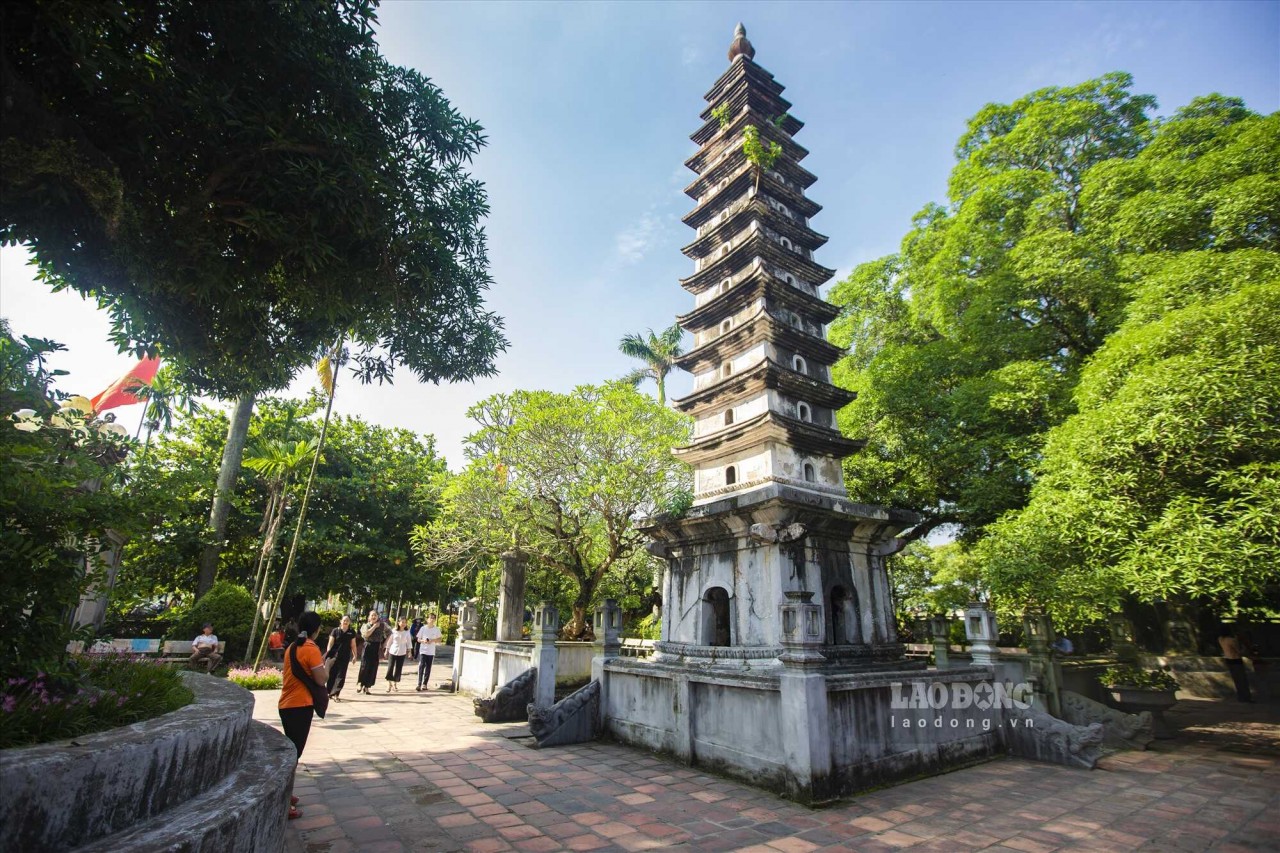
[
  {"x1": 226, "y1": 665, "x2": 283, "y2": 691},
  {"x1": 166, "y1": 581, "x2": 256, "y2": 661},
  {"x1": 436, "y1": 614, "x2": 458, "y2": 646},
  {"x1": 0, "y1": 327, "x2": 136, "y2": 680},
  {"x1": 836, "y1": 72, "x2": 1278, "y2": 626},
  {"x1": 742, "y1": 124, "x2": 783, "y2": 191},
  {"x1": 415, "y1": 383, "x2": 691, "y2": 636},
  {"x1": 1098, "y1": 665, "x2": 1178, "y2": 691},
  {"x1": 626, "y1": 613, "x2": 661, "y2": 641},
  {"x1": 115, "y1": 397, "x2": 450, "y2": 610},
  {"x1": 619, "y1": 325, "x2": 684, "y2": 407},
  {"x1": 2, "y1": 0, "x2": 505, "y2": 397},
  {"x1": 0, "y1": 654, "x2": 192, "y2": 748},
  {"x1": 712, "y1": 103, "x2": 731, "y2": 130},
  {"x1": 890, "y1": 542, "x2": 983, "y2": 617}
]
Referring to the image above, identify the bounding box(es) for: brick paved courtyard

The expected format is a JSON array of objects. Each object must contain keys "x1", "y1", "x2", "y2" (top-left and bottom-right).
[{"x1": 253, "y1": 669, "x2": 1279, "y2": 853}]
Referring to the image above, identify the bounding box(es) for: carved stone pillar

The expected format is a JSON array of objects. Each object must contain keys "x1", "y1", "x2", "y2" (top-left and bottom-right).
[
  {"x1": 592, "y1": 599, "x2": 622, "y2": 660},
  {"x1": 1022, "y1": 609, "x2": 1062, "y2": 718},
  {"x1": 964, "y1": 602, "x2": 999, "y2": 667},
  {"x1": 1109, "y1": 613, "x2": 1138, "y2": 663},
  {"x1": 458, "y1": 599, "x2": 480, "y2": 641},
  {"x1": 929, "y1": 614, "x2": 951, "y2": 669},
  {"x1": 497, "y1": 551, "x2": 528, "y2": 642},
  {"x1": 777, "y1": 590, "x2": 833, "y2": 804},
  {"x1": 531, "y1": 601, "x2": 560, "y2": 709}
]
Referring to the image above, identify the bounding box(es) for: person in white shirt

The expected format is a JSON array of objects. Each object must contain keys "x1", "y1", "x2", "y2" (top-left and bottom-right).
[
  {"x1": 415, "y1": 614, "x2": 444, "y2": 692},
  {"x1": 384, "y1": 618, "x2": 412, "y2": 692},
  {"x1": 189, "y1": 624, "x2": 222, "y2": 672}
]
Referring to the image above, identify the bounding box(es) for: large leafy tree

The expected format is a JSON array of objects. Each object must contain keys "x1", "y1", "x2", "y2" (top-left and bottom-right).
[
  {"x1": 830, "y1": 73, "x2": 1154, "y2": 543},
  {"x1": 977, "y1": 101, "x2": 1280, "y2": 624},
  {"x1": 2, "y1": 0, "x2": 506, "y2": 596},
  {"x1": 415, "y1": 383, "x2": 691, "y2": 637}
]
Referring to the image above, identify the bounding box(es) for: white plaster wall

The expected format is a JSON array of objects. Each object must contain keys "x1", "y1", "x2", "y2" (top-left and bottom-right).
[
  {"x1": 457, "y1": 643, "x2": 496, "y2": 695},
  {"x1": 695, "y1": 446, "x2": 772, "y2": 495},
  {"x1": 692, "y1": 300, "x2": 767, "y2": 348},
  {"x1": 692, "y1": 343, "x2": 768, "y2": 390},
  {"x1": 663, "y1": 541, "x2": 785, "y2": 648},
  {"x1": 692, "y1": 392, "x2": 770, "y2": 438},
  {"x1": 771, "y1": 446, "x2": 845, "y2": 492}
]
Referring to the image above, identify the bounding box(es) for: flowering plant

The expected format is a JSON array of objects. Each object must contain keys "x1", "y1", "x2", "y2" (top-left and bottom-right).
[
  {"x1": 0, "y1": 652, "x2": 191, "y2": 748},
  {"x1": 226, "y1": 666, "x2": 282, "y2": 691}
]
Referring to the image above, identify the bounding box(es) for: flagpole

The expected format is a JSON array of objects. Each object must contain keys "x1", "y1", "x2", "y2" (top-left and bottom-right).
[{"x1": 135, "y1": 403, "x2": 147, "y2": 440}]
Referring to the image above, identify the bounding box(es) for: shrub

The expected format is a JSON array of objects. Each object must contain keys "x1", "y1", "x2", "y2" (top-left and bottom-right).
[
  {"x1": 0, "y1": 653, "x2": 193, "y2": 748},
  {"x1": 166, "y1": 581, "x2": 256, "y2": 662},
  {"x1": 626, "y1": 613, "x2": 661, "y2": 641},
  {"x1": 1099, "y1": 664, "x2": 1178, "y2": 691},
  {"x1": 226, "y1": 665, "x2": 283, "y2": 691},
  {"x1": 436, "y1": 614, "x2": 457, "y2": 646}
]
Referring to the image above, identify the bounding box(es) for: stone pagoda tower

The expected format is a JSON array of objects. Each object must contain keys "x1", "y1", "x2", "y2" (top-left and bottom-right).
[{"x1": 642, "y1": 24, "x2": 916, "y2": 670}]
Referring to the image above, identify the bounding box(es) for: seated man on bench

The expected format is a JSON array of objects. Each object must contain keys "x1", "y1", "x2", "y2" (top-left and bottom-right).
[{"x1": 189, "y1": 623, "x2": 222, "y2": 672}]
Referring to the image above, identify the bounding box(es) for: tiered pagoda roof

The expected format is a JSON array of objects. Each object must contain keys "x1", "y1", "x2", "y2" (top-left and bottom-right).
[{"x1": 670, "y1": 24, "x2": 860, "y2": 506}]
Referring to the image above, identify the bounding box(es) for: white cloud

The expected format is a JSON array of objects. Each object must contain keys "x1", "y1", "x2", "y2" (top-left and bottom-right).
[
  {"x1": 615, "y1": 211, "x2": 663, "y2": 264},
  {"x1": 681, "y1": 45, "x2": 700, "y2": 67}
]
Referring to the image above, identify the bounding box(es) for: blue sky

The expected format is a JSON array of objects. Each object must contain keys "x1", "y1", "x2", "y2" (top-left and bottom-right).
[{"x1": 1, "y1": 0, "x2": 1276, "y2": 466}]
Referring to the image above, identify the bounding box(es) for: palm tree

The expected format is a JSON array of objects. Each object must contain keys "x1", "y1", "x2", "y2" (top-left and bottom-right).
[
  {"x1": 133, "y1": 366, "x2": 198, "y2": 446},
  {"x1": 242, "y1": 437, "x2": 318, "y2": 658},
  {"x1": 619, "y1": 324, "x2": 684, "y2": 407}
]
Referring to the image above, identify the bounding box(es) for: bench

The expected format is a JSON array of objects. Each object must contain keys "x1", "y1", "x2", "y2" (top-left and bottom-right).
[
  {"x1": 619, "y1": 638, "x2": 655, "y2": 658},
  {"x1": 160, "y1": 640, "x2": 226, "y2": 665}
]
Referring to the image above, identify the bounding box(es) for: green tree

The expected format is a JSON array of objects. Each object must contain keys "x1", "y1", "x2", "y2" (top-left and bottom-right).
[
  {"x1": 619, "y1": 325, "x2": 685, "y2": 407},
  {"x1": 830, "y1": 73, "x2": 1156, "y2": 543},
  {"x1": 0, "y1": 327, "x2": 135, "y2": 677},
  {"x1": 2, "y1": 1, "x2": 507, "y2": 598},
  {"x1": 977, "y1": 102, "x2": 1280, "y2": 625},
  {"x1": 415, "y1": 384, "x2": 691, "y2": 637}
]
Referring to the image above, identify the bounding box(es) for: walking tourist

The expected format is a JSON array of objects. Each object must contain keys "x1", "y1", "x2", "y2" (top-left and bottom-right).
[
  {"x1": 356, "y1": 611, "x2": 387, "y2": 695},
  {"x1": 1219, "y1": 625, "x2": 1254, "y2": 702},
  {"x1": 188, "y1": 623, "x2": 222, "y2": 672},
  {"x1": 279, "y1": 611, "x2": 329, "y2": 820},
  {"x1": 385, "y1": 617, "x2": 412, "y2": 692},
  {"x1": 325, "y1": 614, "x2": 358, "y2": 700},
  {"x1": 416, "y1": 613, "x2": 443, "y2": 692},
  {"x1": 410, "y1": 614, "x2": 423, "y2": 659}
]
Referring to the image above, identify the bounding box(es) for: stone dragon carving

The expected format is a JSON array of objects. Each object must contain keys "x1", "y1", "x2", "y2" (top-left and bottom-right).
[
  {"x1": 473, "y1": 667, "x2": 536, "y2": 723},
  {"x1": 1004, "y1": 702, "x2": 1105, "y2": 769},
  {"x1": 1059, "y1": 690, "x2": 1153, "y2": 750},
  {"x1": 528, "y1": 680, "x2": 601, "y2": 748}
]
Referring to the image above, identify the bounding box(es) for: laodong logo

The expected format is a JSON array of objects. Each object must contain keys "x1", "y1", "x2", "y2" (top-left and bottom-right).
[{"x1": 889, "y1": 680, "x2": 1033, "y2": 711}]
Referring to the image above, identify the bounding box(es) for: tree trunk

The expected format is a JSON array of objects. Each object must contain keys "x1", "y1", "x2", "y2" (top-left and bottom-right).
[
  {"x1": 196, "y1": 393, "x2": 255, "y2": 598},
  {"x1": 253, "y1": 347, "x2": 340, "y2": 669}
]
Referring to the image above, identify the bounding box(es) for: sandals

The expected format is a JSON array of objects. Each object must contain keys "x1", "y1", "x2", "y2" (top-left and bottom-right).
[{"x1": 288, "y1": 807, "x2": 303, "y2": 820}]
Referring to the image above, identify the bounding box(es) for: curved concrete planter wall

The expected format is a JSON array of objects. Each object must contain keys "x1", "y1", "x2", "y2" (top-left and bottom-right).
[{"x1": 0, "y1": 672, "x2": 294, "y2": 852}]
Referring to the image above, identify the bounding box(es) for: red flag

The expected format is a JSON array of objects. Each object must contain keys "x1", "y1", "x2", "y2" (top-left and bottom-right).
[{"x1": 90, "y1": 357, "x2": 161, "y2": 413}]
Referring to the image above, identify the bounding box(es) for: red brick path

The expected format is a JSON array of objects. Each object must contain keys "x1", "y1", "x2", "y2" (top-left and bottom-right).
[{"x1": 252, "y1": 680, "x2": 1278, "y2": 853}]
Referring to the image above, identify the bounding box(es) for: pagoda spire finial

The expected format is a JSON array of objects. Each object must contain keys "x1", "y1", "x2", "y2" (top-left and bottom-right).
[{"x1": 728, "y1": 22, "x2": 755, "y2": 62}]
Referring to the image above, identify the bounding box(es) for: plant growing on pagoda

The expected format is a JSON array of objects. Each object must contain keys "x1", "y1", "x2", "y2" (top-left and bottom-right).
[
  {"x1": 712, "y1": 103, "x2": 732, "y2": 130},
  {"x1": 742, "y1": 124, "x2": 783, "y2": 193},
  {"x1": 413, "y1": 383, "x2": 691, "y2": 639}
]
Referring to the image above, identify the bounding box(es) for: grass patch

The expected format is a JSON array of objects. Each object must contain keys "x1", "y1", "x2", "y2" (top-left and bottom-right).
[{"x1": 1, "y1": 653, "x2": 193, "y2": 748}]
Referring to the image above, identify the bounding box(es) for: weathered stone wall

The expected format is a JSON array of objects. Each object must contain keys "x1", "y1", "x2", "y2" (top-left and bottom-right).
[
  {"x1": 454, "y1": 640, "x2": 596, "y2": 697},
  {"x1": 0, "y1": 672, "x2": 293, "y2": 851}
]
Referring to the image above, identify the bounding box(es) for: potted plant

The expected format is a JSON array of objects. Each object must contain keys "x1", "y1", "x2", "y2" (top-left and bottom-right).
[{"x1": 1099, "y1": 664, "x2": 1179, "y2": 738}]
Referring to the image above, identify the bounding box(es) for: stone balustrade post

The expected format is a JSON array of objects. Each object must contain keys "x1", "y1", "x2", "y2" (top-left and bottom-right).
[
  {"x1": 964, "y1": 602, "x2": 999, "y2": 667},
  {"x1": 1022, "y1": 609, "x2": 1062, "y2": 718},
  {"x1": 591, "y1": 598, "x2": 622, "y2": 731},
  {"x1": 497, "y1": 551, "x2": 528, "y2": 642},
  {"x1": 776, "y1": 590, "x2": 832, "y2": 804},
  {"x1": 929, "y1": 614, "x2": 951, "y2": 669},
  {"x1": 451, "y1": 598, "x2": 480, "y2": 690},
  {"x1": 1109, "y1": 613, "x2": 1138, "y2": 663},
  {"x1": 531, "y1": 601, "x2": 560, "y2": 709}
]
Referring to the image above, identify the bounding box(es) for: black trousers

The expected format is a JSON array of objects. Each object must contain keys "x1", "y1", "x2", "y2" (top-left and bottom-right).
[
  {"x1": 417, "y1": 654, "x2": 435, "y2": 689},
  {"x1": 1225, "y1": 658, "x2": 1252, "y2": 702},
  {"x1": 385, "y1": 654, "x2": 406, "y2": 682},
  {"x1": 325, "y1": 656, "x2": 349, "y2": 697},
  {"x1": 279, "y1": 706, "x2": 314, "y2": 758}
]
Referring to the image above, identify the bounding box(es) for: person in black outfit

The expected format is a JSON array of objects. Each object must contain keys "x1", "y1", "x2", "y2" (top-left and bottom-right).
[
  {"x1": 1218, "y1": 625, "x2": 1253, "y2": 703},
  {"x1": 356, "y1": 610, "x2": 386, "y2": 695},
  {"x1": 325, "y1": 614, "x2": 358, "y2": 700}
]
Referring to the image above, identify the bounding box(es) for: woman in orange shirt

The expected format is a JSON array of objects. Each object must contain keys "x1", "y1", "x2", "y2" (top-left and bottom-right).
[{"x1": 279, "y1": 611, "x2": 328, "y2": 820}]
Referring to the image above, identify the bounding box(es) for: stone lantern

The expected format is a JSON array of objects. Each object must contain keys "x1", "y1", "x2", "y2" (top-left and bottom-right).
[{"x1": 964, "y1": 602, "x2": 999, "y2": 667}]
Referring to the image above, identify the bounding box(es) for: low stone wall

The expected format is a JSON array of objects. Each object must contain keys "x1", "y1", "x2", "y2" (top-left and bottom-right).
[
  {"x1": 0, "y1": 672, "x2": 293, "y2": 851},
  {"x1": 600, "y1": 659, "x2": 1002, "y2": 801},
  {"x1": 454, "y1": 640, "x2": 596, "y2": 697}
]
